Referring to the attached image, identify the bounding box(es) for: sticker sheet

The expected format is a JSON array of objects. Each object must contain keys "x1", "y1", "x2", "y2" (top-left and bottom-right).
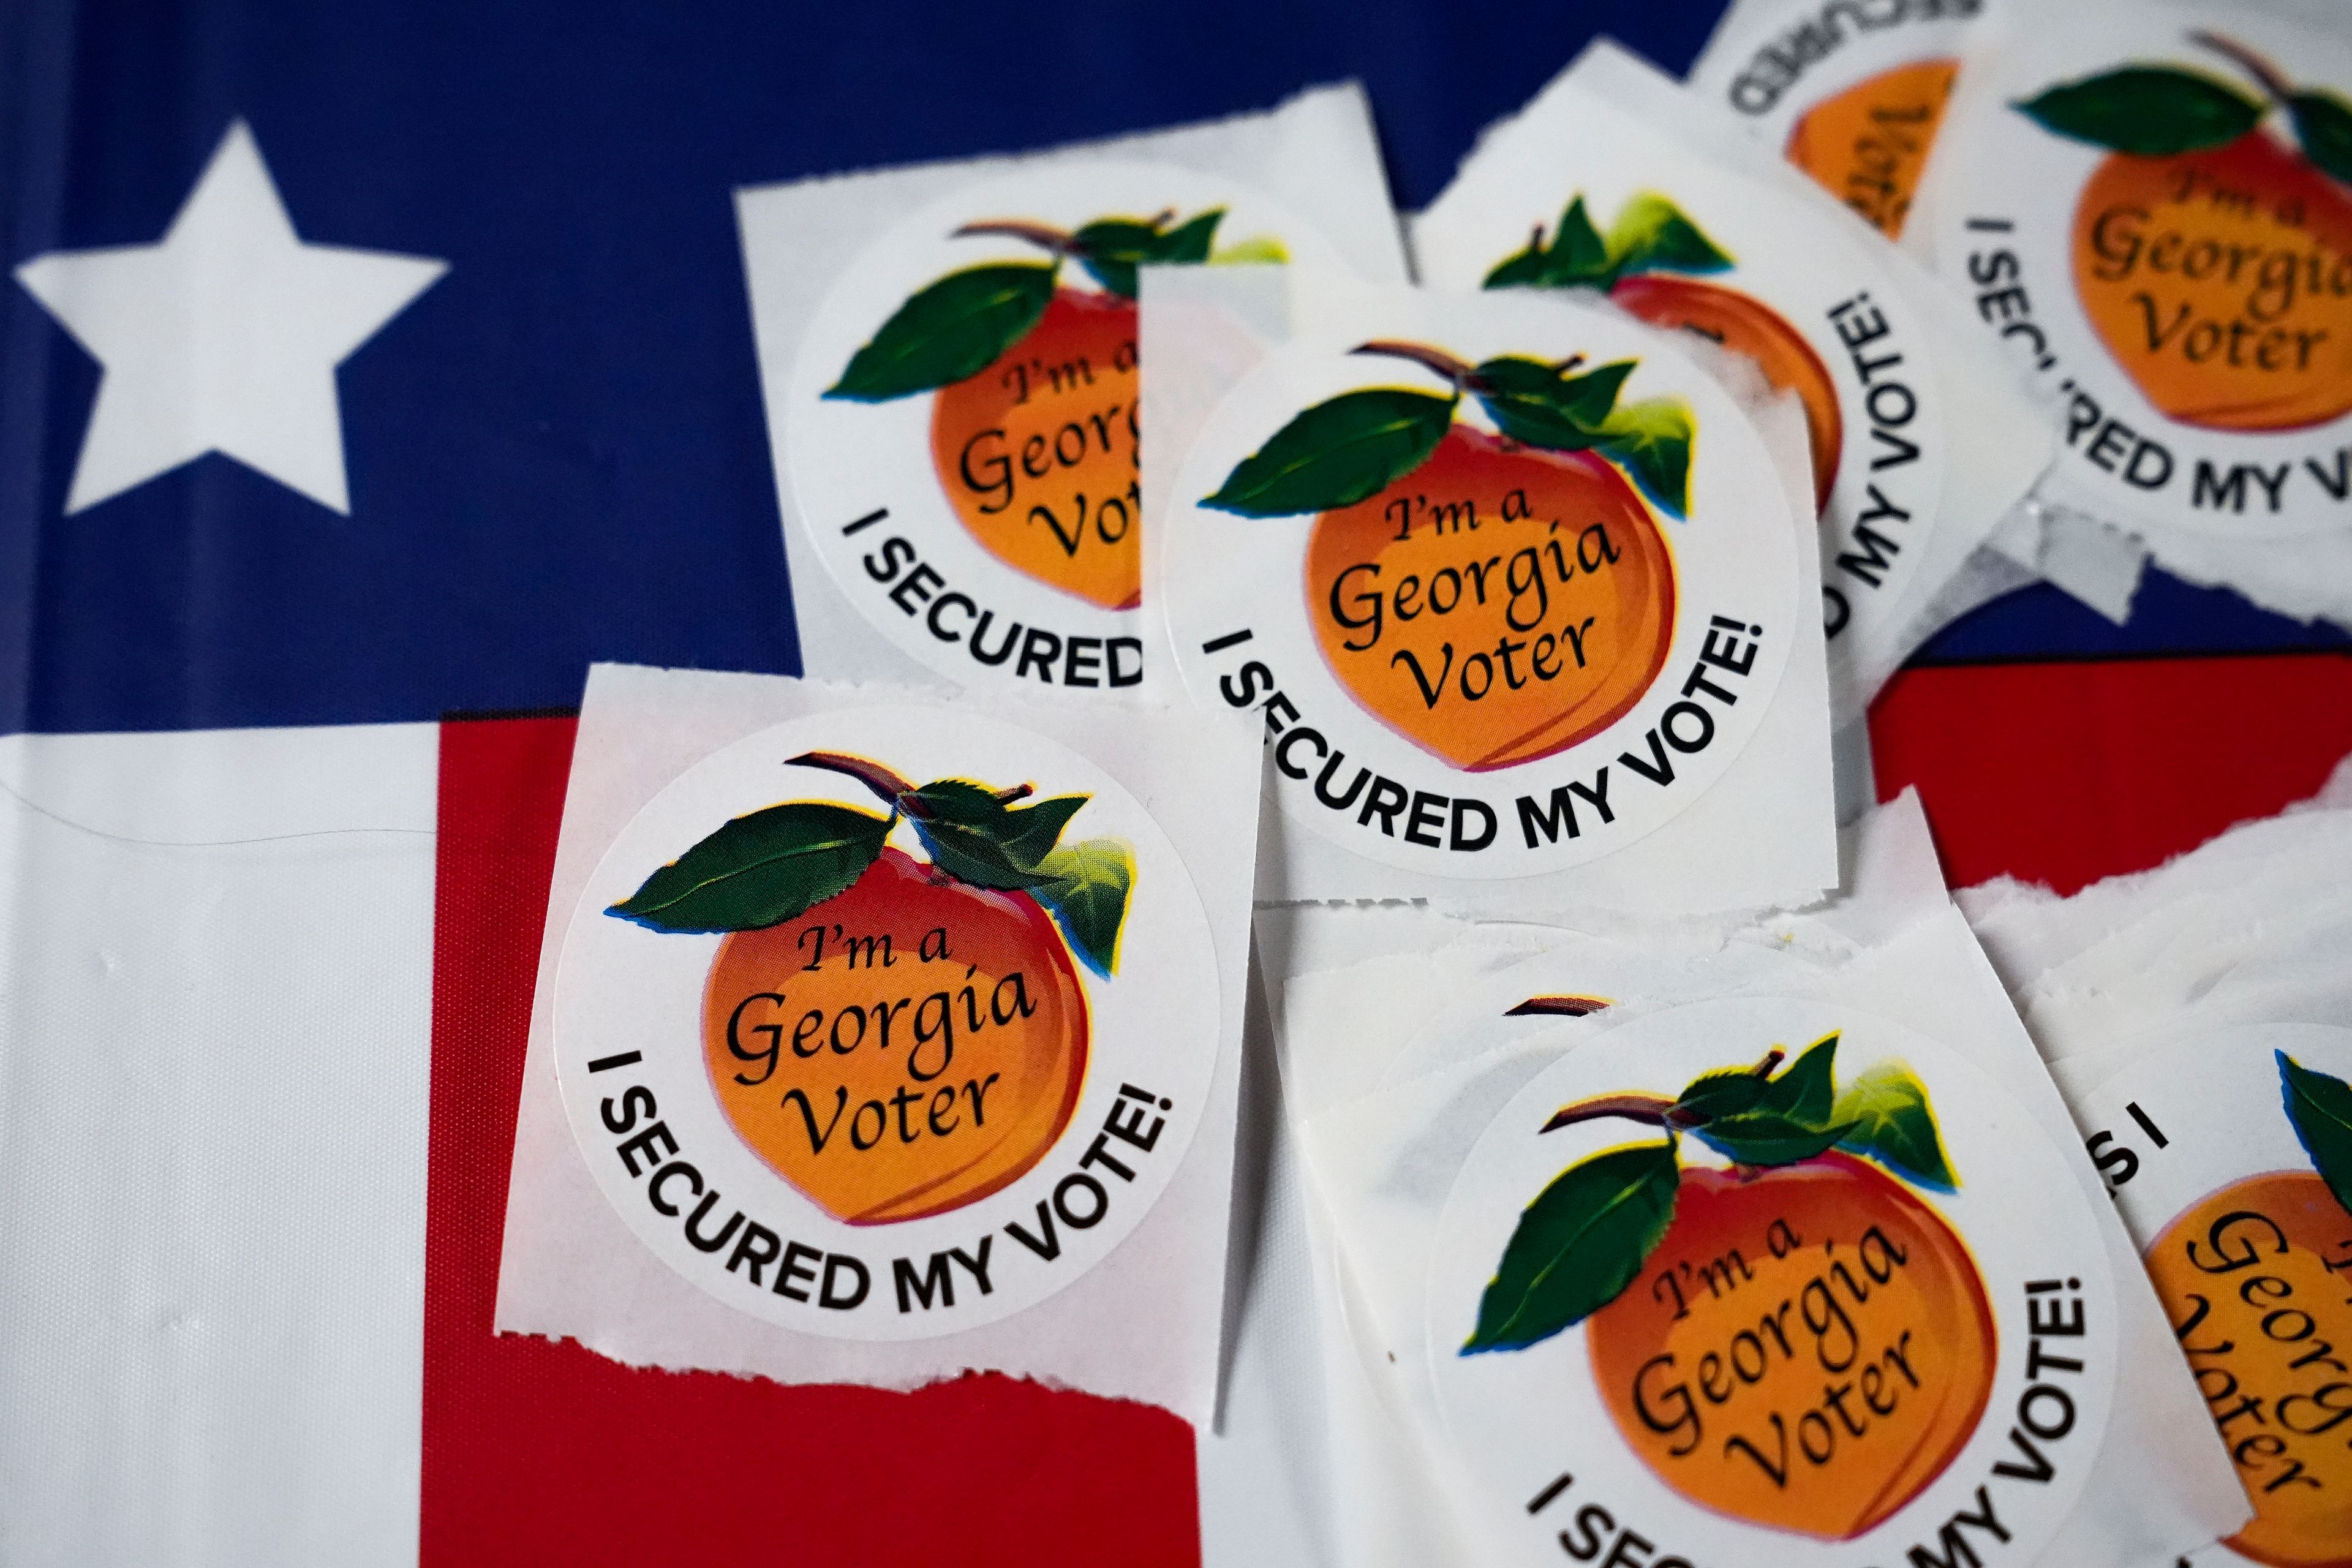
[
  {"x1": 493, "y1": 663, "x2": 1259, "y2": 1420},
  {"x1": 737, "y1": 85, "x2": 1409, "y2": 703}
]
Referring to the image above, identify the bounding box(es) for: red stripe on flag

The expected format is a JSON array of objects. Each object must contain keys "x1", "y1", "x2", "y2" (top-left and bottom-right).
[
  {"x1": 421, "y1": 716, "x2": 1197, "y2": 1567},
  {"x1": 1871, "y1": 652, "x2": 2352, "y2": 894}
]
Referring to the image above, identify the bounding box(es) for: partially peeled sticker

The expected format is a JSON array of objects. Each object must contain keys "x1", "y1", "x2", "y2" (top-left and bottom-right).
[
  {"x1": 1158, "y1": 282, "x2": 1831, "y2": 904},
  {"x1": 1412, "y1": 40, "x2": 2049, "y2": 721},
  {"x1": 2064, "y1": 1023, "x2": 2352, "y2": 1568},
  {"x1": 1687, "y1": 0, "x2": 1994, "y2": 243}
]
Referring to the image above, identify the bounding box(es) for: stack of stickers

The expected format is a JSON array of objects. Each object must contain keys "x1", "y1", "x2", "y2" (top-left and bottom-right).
[
  {"x1": 496, "y1": 6, "x2": 2352, "y2": 1565},
  {"x1": 1253, "y1": 782, "x2": 2352, "y2": 1567},
  {"x1": 1961, "y1": 763, "x2": 2352, "y2": 1567},
  {"x1": 1698, "y1": 0, "x2": 2352, "y2": 628}
]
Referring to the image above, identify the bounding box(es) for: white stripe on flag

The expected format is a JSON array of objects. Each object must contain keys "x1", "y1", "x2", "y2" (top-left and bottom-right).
[{"x1": 0, "y1": 724, "x2": 437, "y2": 1567}]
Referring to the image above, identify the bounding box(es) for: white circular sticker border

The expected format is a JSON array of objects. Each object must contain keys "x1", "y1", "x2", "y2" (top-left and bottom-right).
[
  {"x1": 1425, "y1": 997, "x2": 2114, "y2": 1566},
  {"x1": 552, "y1": 706, "x2": 1221, "y2": 1342},
  {"x1": 1162, "y1": 290, "x2": 1800, "y2": 879},
  {"x1": 1932, "y1": 5, "x2": 2352, "y2": 540},
  {"x1": 785, "y1": 159, "x2": 1360, "y2": 696}
]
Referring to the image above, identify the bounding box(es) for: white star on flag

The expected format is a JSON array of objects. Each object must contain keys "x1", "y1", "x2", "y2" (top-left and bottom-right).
[{"x1": 14, "y1": 121, "x2": 447, "y2": 515}]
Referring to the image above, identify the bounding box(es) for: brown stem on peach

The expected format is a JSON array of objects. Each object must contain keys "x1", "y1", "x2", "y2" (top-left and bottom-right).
[
  {"x1": 790, "y1": 753, "x2": 1035, "y2": 818},
  {"x1": 2192, "y1": 30, "x2": 2294, "y2": 105},
  {"x1": 1506, "y1": 994, "x2": 1610, "y2": 1018},
  {"x1": 1540, "y1": 1092, "x2": 1678, "y2": 1133},
  {"x1": 1539, "y1": 1047, "x2": 1783, "y2": 1135},
  {"x1": 1549, "y1": 355, "x2": 1588, "y2": 376},
  {"x1": 952, "y1": 219, "x2": 1076, "y2": 255},
  {"x1": 788, "y1": 751, "x2": 919, "y2": 810},
  {"x1": 1352, "y1": 339, "x2": 1477, "y2": 391}
]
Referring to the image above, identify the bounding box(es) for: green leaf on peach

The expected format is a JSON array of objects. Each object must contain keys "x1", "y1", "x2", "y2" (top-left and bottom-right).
[
  {"x1": 1672, "y1": 1064, "x2": 1773, "y2": 1125},
  {"x1": 1593, "y1": 396, "x2": 1694, "y2": 520},
  {"x1": 2280, "y1": 1051, "x2": 2352, "y2": 1216},
  {"x1": 997, "y1": 794, "x2": 1090, "y2": 869},
  {"x1": 1689, "y1": 1111, "x2": 1858, "y2": 1167},
  {"x1": 1472, "y1": 357, "x2": 1634, "y2": 450},
  {"x1": 904, "y1": 778, "x2": 1090, "y2": 892},
  {"x1": 911, "y1": 813, "x2": 1058, "y2": 892},
  {"x1": 1202, "y1": 387, "x2": 1458, "y2": 517},
  {"x1": 1484, "y1": 195, "x2": 1613, "y2": 291},
  {"x1": 1605, "y1": 192, "x2": 1734, "y2": 278},
  {"x1": 1755, "y1": 1035, "x2": 1839, "y2": 1127},
  {"x1": 827, "y1": 262, "x2": 1058, "y2": 401},
  {"x1": 1032, "y1": 838, "x2": 1134, "y2": 977},
  {"x1": 1833, "y1": 1063, "x2": 1958, "y2": 1191},
  {"x1": 607, "y1": 801, "x2": 892, "y2": 933},
  {"x1": 2291, "y1": 90, "x2": 2352, "y2": 187},
  {"x1": 2013, "y1": 66, "x2": 2262, "y2": 156},
  {"x1": 1464, "y1": 1139, "x2": 1680, "y2": 1353},
  {"x1": 1076, "y1": 208, "x2": 1226, "y2": 298},
  {"x1": 907, "y1": 778, "x2": 1011, "y2": 823}
]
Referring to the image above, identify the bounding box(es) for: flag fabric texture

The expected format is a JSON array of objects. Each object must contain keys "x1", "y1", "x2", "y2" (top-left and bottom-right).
[{"x1": 4, "y1": 2, "x2": 2352, "y2": 1566}]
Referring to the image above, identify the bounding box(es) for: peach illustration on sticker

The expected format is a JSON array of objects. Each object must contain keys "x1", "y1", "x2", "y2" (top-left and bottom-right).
[
  {"x1": 825, "y1": 208, "x2": 1285, "y2": 611},
  {"x1": 1785, "y1": 58, "x2": 1962, "y2": 239},
  {"x1": 1482, "y1": 190, "x2": 1843, "y2": 512},
  {"x1": 1464, "y1": 1032, "x2": 1995, "y2": 1540},
  {"x1": 606, "y1": 750, "x2": 1133, "y2": 1226},
  {"x1": 2143, "y1": 1052, "x2": 2352, "y2": 1568},
  {"x1": 2016, "y1": 31, "x2": 2352, "y2": 432},
  {"x1": 1200, "y1": 341, "x2": 1689, "y2": 772}
]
